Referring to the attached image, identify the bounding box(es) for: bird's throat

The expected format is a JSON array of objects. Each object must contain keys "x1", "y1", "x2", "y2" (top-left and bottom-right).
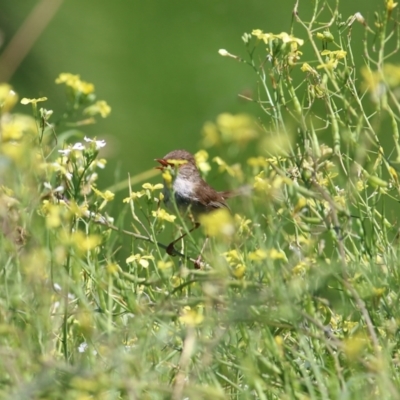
[{"x1": 172, "y1": 175, "x2": 198, "y2": 200}]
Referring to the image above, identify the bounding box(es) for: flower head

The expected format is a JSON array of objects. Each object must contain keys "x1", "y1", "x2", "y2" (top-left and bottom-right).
[
  {"x1": 20, "y1": 97, "x2": 47, "y2": 105},
  {"x1": 84, "y1": 136, "x2": 106, "y2": 150},
  {"x1": 0, "y1": 84, "x2": 18, "y2": 113},
  {"x1": 84, "y1": 100, "x2": 111, "y2": 118},
  {"x1": 126, "y1": 253, "x2": 154, "y2": 268},
  {"x1": 179, "y1": 306, "x2": 204, "y2": 326},
  {"x1": 199, "y1": 208, "x2": 234, "y2": 238},
  {"x1": 55, "y1": 73, "x2": 95, "y2": 95},
  {"x1": 152, "y1": 209, "x2": 176, "y2": 223}
]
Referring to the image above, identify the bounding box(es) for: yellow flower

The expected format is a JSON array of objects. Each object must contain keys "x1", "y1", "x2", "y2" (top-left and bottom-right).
[
  {"x1": 1, "y1": 115, "x2": 37, "y2": 141},
  {"x1": 293, "y1": 197, "x2": 307, "y2": 214},
  {"x1": 383, "y1": 63, "x2": 400, "y2": 88},
  {"x1": 253, "y1": 171, "x2": 271, "y2": 192},
  {"x1": 142, "y1": 183, "x2": 164, "y2": 191},
  {"x1": 201, "y1": 121, "x2": 220, "y2": 147},
  {"x1": 152, "y1": 208, "x2": 176, "y2": 223},
  {"x1": 162, "y1": 170, "x2": 172, "y2": 188},
  {"x1": 84, "y1": 100, "x2": 111, "y2": 118},
  {"x1": 68, "y1": 231, "x2": 102, "y2": 252},
  {"x1": 106, "y1": 263, "x2": 120, "y2": 274},
  {"x1": 292, "y1": 261, "x2": 308, "y2": 275},
  {"x1": 0, "y1": 84, "x2": 18, "y2": 113},
  {"x1": 360, "y1": 66, "x2": 381, "y2": 96},
  {"x1": 234, "y1": 213, "x2": 252, "y2": 235},
  {"x1": 275, "y1": 32, "x2": 304, "y2": 47},
  {"x1": 157, "y1": 260, "x2": 174, "y2": 270},
  {"x1": 216, "y1": 113, "x2": 258, "y2": 145},
  {"x1": 166, "y1": 159, "x2": 188, "y2": 167},
  {"x1": 268, "y1": 248, "x2": 287, "y2": 261},
  {"x1": 91, "y1": 186, "x2": 115, "y2": 201},
  {"x1": 317, "y1": 59, "x2": 338, "y2": 70},
  {"x1": 359, "y1": 64, "x2": 400, "y2": 102},
  {"x1": 301, "y1": 63, "x2": 318, "y2": 75},
  {"x1": 55, "y1": 73, "x2": 95, "y2": 95},
  {"x1": 232, "y1": 264, "x2": 246, "y2": 279},
  {"x1": 247, "y1": 156, "x2": 267, "y2": 168},
  {"x1": 212, "y1": 156, "x2": 237, "y2": 177},
  {"x1": 126, "y1": 253, "x2": 154, "y2": 268},
  {"x1": 343, "y1": 335, "x2": 367, "y2": 359},
  {"x1": 68, "y1": 201, "x2": 89, "y2": 217},
  {"x1": 179, "y1": 306, "x2": 204, "y2": 326},
  {"x1": 41, "y1": 201, "x2": 62, "y2": 228},
  {"x1": 223, "y1": 249, "x2": 242, "y2": 265},
  {"x1": 195, "y1": 150, "x2": 211, "y2": 174},
  {"x1": 199, "y1": 208, "x2": 234, "y2": 238},
  {"x1": 251, "y1": 29, "x2": 266, "y2": 39},
  {"x1": 251, "y1": 29, "x2": 277, "y2": 44},
  {"x1": 170, "y1": 275, "x2": 183, "y2": 287},
  {"x1": 320, "y1": 49, "x2": 347, "y2": 60},
  {"x1": 0, "y1": 186, "x2": 14, "y2": 196},
  {"x1": 356, "y1": 180, "x2": 367, "y2": 191},
  {"x1": 386, "y1": 0, "x2": 398, "y2": 11},
  {"x1": 248, "y1": 248, "x2": 286, "y2": 261},
  {"x1": 123, "y1": 191, "x2": 144, "y2": 202},
  {"x1": 317, "y1": 49, "x2": 347, "y2": 70},
  {"x1": 248, "y1": 249, "x2": 268, "y2": 261},
  {"x1": 20, "y1": 97, "x2": 47, "y2": 105}
]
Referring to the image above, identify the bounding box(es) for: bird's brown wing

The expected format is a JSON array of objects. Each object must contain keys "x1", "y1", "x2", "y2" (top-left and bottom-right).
[{"x1": 197, "y1": 180, "x2": 229, "y2": 211}]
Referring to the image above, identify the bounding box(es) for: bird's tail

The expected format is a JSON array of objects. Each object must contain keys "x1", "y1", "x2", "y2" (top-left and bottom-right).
[{"x1": 219, "y1": 184, "x2": 252, "y2": 199}]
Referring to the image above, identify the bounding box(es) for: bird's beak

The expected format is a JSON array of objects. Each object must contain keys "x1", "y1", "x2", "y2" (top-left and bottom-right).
[{"x1": 154, "y1": 158, "x2": 169, "y2": 170}]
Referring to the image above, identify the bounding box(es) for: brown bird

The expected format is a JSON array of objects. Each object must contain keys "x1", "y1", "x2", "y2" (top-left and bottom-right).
[{"x1": 155, "y1": 149, "x2": 245, "y2": 266}]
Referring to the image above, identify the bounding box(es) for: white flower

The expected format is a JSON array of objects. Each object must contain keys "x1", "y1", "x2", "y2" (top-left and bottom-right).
[
  {"x1": 72, "y1": 142, "x2": 85, "y2": 151},
  {"x1": 58, "y1": 149, "x2": 71, "y2": 156},
  {"x1": 54, "y1": 185, "x2": 65, "y2": 193},
  {"x1": 53, "y1": 283, "x2": 62, "y2": 292},
  {"x1": 218, "y1": 49, "x2": 229, "y2": 56},
  {"x1": 84, "y1": 136, "x2": 106, "y2": 150},
  {"x1": 78, "y1": 342, "x2": 88, "y2": 353}
]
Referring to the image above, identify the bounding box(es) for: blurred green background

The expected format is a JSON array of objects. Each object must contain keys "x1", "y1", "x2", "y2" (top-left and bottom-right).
[{"x1": 0, "y1": 0, "x2": 379, "y2": 190}]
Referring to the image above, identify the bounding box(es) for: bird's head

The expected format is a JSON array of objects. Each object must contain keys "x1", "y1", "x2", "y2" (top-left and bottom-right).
[{"x1": 155, "y1": 149, "x2": 196, "y2": 172}]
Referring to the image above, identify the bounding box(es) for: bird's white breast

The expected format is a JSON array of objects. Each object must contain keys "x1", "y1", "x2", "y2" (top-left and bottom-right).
[{"x1": 173, "y1": 174, "x2": 198, "y2": 200}]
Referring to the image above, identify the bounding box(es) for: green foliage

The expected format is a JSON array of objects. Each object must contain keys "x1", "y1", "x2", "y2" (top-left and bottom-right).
[{"x1": 1, "y1": 1, "x2": 400, "y2": 399}]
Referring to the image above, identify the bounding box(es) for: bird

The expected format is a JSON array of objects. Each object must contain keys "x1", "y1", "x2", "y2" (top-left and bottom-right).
[{"x1": 155, "y1": 149, "x2": 245, "y2": 267}]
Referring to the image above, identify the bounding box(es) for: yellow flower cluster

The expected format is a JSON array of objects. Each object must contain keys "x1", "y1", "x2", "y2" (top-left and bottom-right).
[
  {"x1": 317, "y1": 49, "x2": 347, "y2": 70},
  {"x1": 252, "y1": 29, "x2": 304, "y2": 65},
  {"x1": 202, "y1": 113, "x2": 259, "y2": 147},
  {"x1": 179, "y1": 305, "x2": 204, "y2": 326},
  {"x1": 0, "y1": 84, "x2": 39, "y2": 166},
  {"x1": 123, "y1": 183, "x2": 164, "y2": 204},
  {"x1": 55, "y1": 73, "x2": 95, "y2": 95},
  {"x1": 152, "y1": 208, "x2": 176, "y2": 223},
  {"x1": 199, "y1": 208, "x2": 234, "y2": 238},
  {"x1": 361, "y1": 63, "x2": 400, "y2": 102},
  {"x1": 252, "y1": 30, "x2": 304, "y2": 47}
]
